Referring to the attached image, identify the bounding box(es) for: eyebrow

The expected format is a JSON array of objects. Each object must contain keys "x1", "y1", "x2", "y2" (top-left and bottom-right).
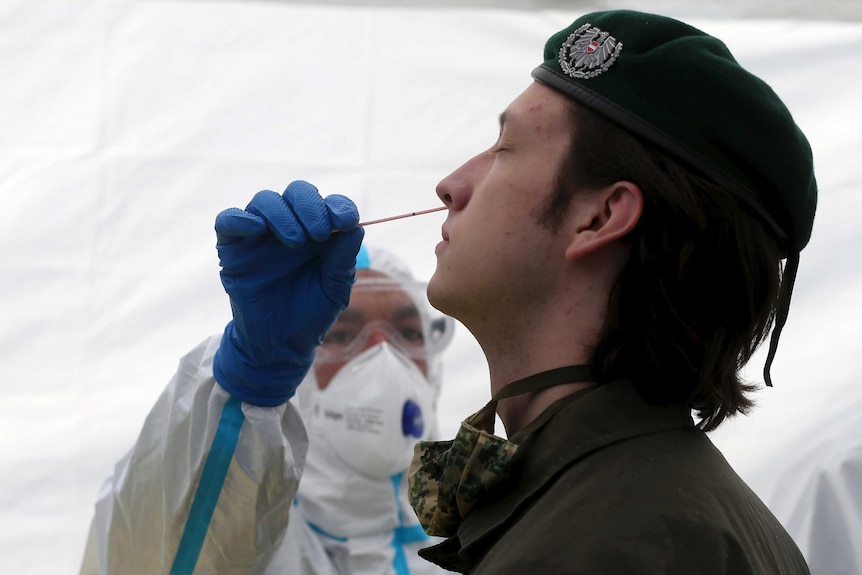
[
  {"x1": 336, "y1": 309, "x2": 365, "y2": 323},
  {"x1": 391, "y1": 304, "x2": 420, "y2": 321}
]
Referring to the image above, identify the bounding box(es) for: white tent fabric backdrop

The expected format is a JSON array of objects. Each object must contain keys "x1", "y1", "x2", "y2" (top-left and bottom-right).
[{"x1": 2, "y1": 1, "x2": 861, "y2": 573}]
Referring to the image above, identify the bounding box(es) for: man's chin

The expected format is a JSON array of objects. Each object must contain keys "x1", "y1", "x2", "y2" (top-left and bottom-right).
[{"x1": 426, "y1": 274, "x2": 452, "y2": 316}]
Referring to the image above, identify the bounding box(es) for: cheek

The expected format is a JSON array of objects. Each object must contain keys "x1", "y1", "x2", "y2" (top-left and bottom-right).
[
  {"x1": 313, "y1": 362, "x2": 344, "y2": 390},
  {"x1": 482, "y1": 168, "x2": 540, "y2": 218}
]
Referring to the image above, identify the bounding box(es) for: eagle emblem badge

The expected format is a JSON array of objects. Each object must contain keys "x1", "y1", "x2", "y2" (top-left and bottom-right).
[{"x1": 558, "y1": 23, "x2": 623, "y2": 79}]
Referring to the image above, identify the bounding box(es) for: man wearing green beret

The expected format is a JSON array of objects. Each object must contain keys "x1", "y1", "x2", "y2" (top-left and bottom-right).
[{"x1": 408, "y1": 9, "x2": 814, "y2": 574}]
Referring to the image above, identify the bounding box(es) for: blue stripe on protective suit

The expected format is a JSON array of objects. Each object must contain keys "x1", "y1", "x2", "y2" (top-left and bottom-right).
[
  {"x1": 170, "y1": 397, "x2": 245, "y2": 575},
  {"x1": 395, "y1": 524, "x2": 429, "y2": 544},
  {"x1": 391, "y1": 473, "x2": 430, "y2": 575},
  {"x1": 356, "y1": 244, "x2": 370, "y2": 270},
  {"x1": 307, "y1": 520, "x2": 349, "y2": 542}
]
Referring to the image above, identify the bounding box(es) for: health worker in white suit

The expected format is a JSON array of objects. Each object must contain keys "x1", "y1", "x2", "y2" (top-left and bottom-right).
[
  {"x1": 79, "y1": 181, "x2": 454, "y2": 575},
  {"x1": 277, "y1": 244, "x2": 454, "y2": 575}
]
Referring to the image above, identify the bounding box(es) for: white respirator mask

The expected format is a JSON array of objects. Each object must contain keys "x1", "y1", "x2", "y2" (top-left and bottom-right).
[{"x1": 304, "y1": 342, "x2": 435, "y2": 480}]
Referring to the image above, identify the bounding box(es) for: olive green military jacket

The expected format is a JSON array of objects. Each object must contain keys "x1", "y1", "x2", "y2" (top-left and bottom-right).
[{"x1": 419, "y1": 380, "x2": 809, "y2": 574}]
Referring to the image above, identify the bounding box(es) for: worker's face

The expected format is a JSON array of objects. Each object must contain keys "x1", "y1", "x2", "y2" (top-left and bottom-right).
[
  {"x1": 429, "y1": 81, "x2": 573, "y2": 327},
  {"x1": 313, "y1": 269, "x2": 429, "y2": 390}
]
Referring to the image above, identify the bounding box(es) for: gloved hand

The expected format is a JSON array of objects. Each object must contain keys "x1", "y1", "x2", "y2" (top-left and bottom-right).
[{"x1": 213, "y1": 180, "x2": 364, "y2": 406}]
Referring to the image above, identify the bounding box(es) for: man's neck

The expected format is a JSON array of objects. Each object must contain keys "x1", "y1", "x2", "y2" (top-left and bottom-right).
[
  {"x1": 465, "y1": 264, "x2": 618, "y2": 437},
  {"x1": 496, "y1": 380, "x2": 598, "y2": 437},
  {"x1": 478, "y1": 317, "x2": 599, "y2": 437}
]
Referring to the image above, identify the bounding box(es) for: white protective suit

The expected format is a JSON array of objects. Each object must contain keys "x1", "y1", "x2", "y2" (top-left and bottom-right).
[{"x1": 81, "y1": 246, "x2": 452, "y2": 575}]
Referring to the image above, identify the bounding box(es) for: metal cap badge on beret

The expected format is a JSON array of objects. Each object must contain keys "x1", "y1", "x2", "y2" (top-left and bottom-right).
[{"x1": 532, "y1": 10, "x2": 817, "y2": 252}]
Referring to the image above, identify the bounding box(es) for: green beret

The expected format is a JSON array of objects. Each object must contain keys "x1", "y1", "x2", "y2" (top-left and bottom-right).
[{"x1": 532, "y1": 10, "x2": 817, "y2": 251}]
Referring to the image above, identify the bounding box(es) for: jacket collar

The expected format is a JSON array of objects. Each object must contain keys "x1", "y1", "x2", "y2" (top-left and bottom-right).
[{"x1": 420, "y1": 379, "x2": 694, "y2": 572}]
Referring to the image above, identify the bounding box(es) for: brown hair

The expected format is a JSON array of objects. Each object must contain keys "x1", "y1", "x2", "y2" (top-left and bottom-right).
[{"x1": 539, "y1": 101, "x2": 785, "y2": 431}]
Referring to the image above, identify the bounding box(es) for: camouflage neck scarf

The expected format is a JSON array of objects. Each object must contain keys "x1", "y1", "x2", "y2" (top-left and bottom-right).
[{"x1": 407, "y1": 365, "x2": 597, "y2": 537}]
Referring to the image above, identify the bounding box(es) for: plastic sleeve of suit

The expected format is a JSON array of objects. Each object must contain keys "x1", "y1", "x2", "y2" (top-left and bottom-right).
[{"x1": 79, "y1": 335, "x2": 309, "y2": 575}]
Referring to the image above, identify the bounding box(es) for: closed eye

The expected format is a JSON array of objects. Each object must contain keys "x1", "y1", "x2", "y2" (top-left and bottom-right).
[
  {"x1": 490, "y1": 137, "x2": 510, "y2": 154},
  {"x1": 491, "y1": 110, "x2": 509, "y2": 153}
]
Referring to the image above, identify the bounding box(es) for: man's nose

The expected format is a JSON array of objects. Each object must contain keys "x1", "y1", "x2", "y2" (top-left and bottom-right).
[{"x1": 435, "y1": 151, "x2": 490, "y2": 210}]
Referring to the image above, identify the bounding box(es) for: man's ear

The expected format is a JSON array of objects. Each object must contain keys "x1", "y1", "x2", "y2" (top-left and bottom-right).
[{"x1": 565, "y1": 182, "x2": 643, "y2": 261}]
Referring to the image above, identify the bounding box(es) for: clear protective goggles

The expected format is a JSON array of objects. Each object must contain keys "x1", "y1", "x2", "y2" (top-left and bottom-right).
[{"x1": 315, "y1": 277, "x2": 455, "y2": 364}]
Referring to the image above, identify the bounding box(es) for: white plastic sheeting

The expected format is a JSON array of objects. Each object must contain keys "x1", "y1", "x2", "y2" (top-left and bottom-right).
[
  {"x1": 1, "y1": 1, "x2": 861, "y2": 573},
  {"x1": 761, "y1": 404, "x2": 862, "y2": 573},
  {"x1": 272, "y1": 0, "x2": 862, "y2": 21}
]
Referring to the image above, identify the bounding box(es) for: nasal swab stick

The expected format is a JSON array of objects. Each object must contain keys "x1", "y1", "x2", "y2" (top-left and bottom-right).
[{"x1": 357, "y1": 206, "x2": 447, "y2": 227}]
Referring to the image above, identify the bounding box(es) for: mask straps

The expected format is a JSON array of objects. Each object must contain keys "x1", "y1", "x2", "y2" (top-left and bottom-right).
[
  {"x1": 486, "y1": 365, "x2": 599, "y2": 443},
  {"x1": 491, "y1": 365, "x2": 598, "y2": 402}
]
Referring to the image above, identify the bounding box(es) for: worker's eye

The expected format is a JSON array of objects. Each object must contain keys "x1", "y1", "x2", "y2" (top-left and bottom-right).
[
  {"x1": 398, "y1": 326, "x2": 425, "y2": 345},
  {"x1": 323, "y1": 327, "x2": 357, "y2": 347}
]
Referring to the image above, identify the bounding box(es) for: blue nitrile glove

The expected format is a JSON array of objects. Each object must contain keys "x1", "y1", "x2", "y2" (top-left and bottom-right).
[{"x1": 212, "y1": 180, "x2": 364, "y2": 406}]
